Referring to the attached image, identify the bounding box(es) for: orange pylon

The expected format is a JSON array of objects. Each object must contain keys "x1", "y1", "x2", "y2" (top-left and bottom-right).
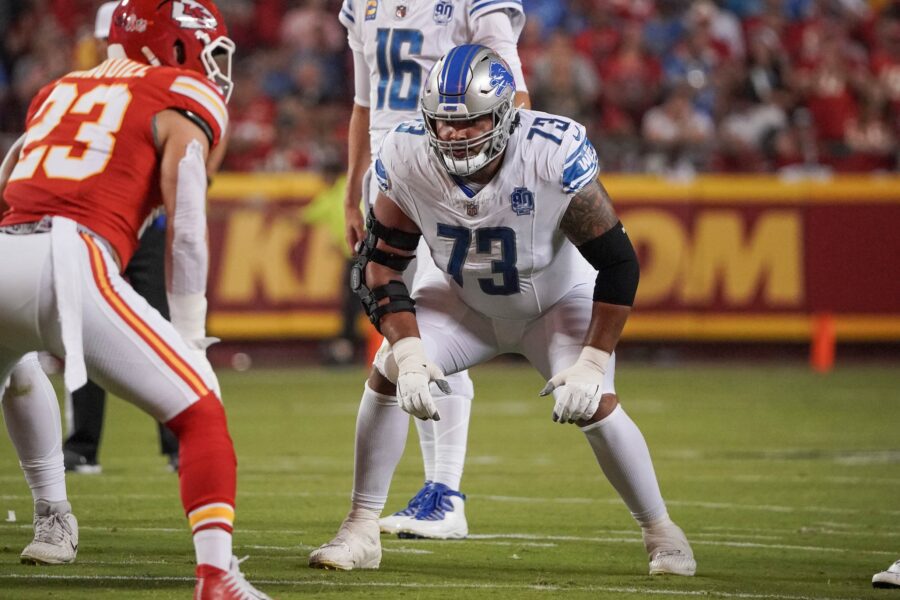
[{"x1": 810, "y1": 313, "x2": 836, "y2": 373}]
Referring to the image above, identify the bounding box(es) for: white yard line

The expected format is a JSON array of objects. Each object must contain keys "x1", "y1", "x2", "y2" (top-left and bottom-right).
[
  {"x1": 479, "y1": 495, "x2": 892, "y2": 516},
  {"x1": 0, "y1": 574, "x2": 852, "y2": 599},
  {"x1": 1, "y1": 522, "x2": 894, "y2": 555},
  {"x1": 467, "y1": 533, "x2": 895, "y2": 556},
  {"x1": 1, "y1": 491, "x2": 896, "y2": 517}
]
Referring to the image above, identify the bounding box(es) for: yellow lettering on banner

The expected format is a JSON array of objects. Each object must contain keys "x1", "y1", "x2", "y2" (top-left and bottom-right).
[
  {"x1": 217, "y1": 209, "x2": 344, "y2": 303},
  {"x1": 625, "y1": 210, "x2": 687, "y2": 305},
  {"x1": 627, "y1": 209, "x2": 803, "y2": 307},
  {"x1": 301, "y1": 226, "x2": 345, "y2": 301},
  {"x1": 680, "y1": 211, "x2": 803, "y2": 305}
]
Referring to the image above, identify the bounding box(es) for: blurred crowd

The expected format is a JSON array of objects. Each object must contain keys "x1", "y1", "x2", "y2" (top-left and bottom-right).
[{"x1": 1, "y1": 0, "x2": 900, "y2": 175}]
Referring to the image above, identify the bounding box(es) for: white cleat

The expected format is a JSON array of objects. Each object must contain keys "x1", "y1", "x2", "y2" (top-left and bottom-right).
[
  {"x1": 309, "y1": 513, "x2": 381, "y2": 571},
  {"x1": 873, "y1": 560, "x2": 900, "y2": 588},
  {"x1": 378, "y1": 513, "x2": 412, "y2": 536},
  {"x1": 20, "y1": 499, "x2": 79, "y2": 565},
  {"x1": 379, "y1": 482, "x2": 432, "y2": 534},
  {"x1": 642, "y1": 517, "x2": 696, "y2": 576},
  {"x1": 397, "y1": 483, "x2": 468, "y2": 540}
]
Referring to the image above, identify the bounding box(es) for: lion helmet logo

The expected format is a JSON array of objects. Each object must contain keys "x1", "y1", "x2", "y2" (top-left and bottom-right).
[{"x1": 488, "y1": 61, "x2": 514, "y2": 98}]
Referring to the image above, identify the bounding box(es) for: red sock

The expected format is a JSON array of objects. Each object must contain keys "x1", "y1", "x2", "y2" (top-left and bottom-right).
[{"x1": 166, "y1": 393, "x2": 237, "y2": 533}]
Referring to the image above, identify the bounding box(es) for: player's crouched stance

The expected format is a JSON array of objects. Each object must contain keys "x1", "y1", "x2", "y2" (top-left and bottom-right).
[
  {"x1": 0, "y1": 1, "x2": 269, "y2": 597},
  {"x1": 309, "y1": 45, "x2": 695, "y2": 577}
]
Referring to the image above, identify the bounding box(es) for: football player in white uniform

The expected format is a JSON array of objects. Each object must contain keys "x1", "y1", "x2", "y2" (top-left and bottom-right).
[
  {"x1": 308, "y1": 45, "x2": 697, "y2": 577},
  {"x1": 338, "y1": 0, "x2": 530, "y2": 539}
]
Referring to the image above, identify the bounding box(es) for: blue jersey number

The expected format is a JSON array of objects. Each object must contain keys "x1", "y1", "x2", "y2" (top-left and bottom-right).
[
  {"x1": 375, "y1": 28, "x2": 424, "y2": 111},
  {"x1": 527, "y1": 117, "x2": 570, "y2": 145},
  {"x1": 437, "y1": 224, "x2": 520, "y2": 295}
]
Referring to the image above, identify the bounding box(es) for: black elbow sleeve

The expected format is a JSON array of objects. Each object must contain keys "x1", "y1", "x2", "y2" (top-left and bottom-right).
[{"x1": 576, "y1": 221, "x2": 640, "y2": 306}]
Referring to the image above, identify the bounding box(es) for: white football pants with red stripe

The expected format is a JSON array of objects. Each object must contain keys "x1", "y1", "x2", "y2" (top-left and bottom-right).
[
  {"x1": 0, "y1": 227, "x2": 236, "y2": 541},
  {"x1": 0, "y1": 229, "x2": 217, "y2": 419}
]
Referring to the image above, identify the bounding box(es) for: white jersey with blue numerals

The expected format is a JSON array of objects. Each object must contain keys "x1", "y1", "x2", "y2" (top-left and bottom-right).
[
  {"x1": 339, "y1": 0, "x2": 525, "y2": 157},
  {"x1": 374, "y1": 109, "x2": 600, "y2": 321}
]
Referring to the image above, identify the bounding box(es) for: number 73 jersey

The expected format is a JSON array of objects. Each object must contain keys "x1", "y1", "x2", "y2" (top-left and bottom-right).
[
  {"x1": 2, "y1": 58, "x2": 227, "y2": 267},
  {"x1": 339, "y1": 0, "x2": 525, "y2": 156},
  {"x1": 375, "y1": 110, "x2": 599, "y2": 321}
]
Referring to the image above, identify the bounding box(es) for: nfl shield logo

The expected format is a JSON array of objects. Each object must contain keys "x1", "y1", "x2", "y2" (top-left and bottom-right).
[
  {"x1": 465, "y1": 201, "x2": 478, "y2": 216},
  {"x1": 510, "y1": 187, "x2": 534, "y2": 216},
  {"x1": 396, "y1": 2, "x2": 407, "y2": 18}
]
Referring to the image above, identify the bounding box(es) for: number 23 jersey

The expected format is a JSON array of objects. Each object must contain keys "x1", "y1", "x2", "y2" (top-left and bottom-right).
[
  {"x1": 375, "y1": 110, "x2": 599, "y2": 321},
  {"x1": 1, "y1": 58, "x2": 227, "y2": 267}
]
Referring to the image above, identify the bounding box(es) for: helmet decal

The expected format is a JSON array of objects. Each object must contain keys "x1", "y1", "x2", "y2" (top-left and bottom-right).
[
  {"x1": 488, "y1": 61, "x2": 514, "y2": 98},
  {"x1": 171, "y1": 0, "x2": 219, "y2": 30}
]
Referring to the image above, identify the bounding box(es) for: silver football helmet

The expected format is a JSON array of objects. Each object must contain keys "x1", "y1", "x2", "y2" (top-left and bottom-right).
[{"x1": 421, "y1": 45, "x2": 517, "y2": 176}]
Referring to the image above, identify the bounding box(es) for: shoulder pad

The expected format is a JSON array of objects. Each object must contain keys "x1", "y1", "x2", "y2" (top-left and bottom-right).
[{"x1": 158, "y1": 69, "x2": 228, "y2": 144}]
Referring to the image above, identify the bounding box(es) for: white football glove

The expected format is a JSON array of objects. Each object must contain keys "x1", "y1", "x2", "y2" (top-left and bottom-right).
[
  {"x1": 539, "y1": 346, "x2": 611, "y2": 424},
  {"x1": 391, "y1": 337, "x2": 451, "y2": 421},
  {"x1": 167, "y1": 293, "x2": 221, "y2": 398}
]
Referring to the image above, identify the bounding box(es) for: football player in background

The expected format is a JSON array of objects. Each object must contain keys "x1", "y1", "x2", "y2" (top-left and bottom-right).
[
  {"x1": 873, "y1": 559, "x2": 900, "y2": 588},
  {"x1": 0, "y1": 1, "x2": 268, "y2": 597},
  {"x1": 309, "y1": 45, "x2": 696, "y2": 577},
  {"x1": 338, "y1": 0, "x2": 530, "y2": 540}
]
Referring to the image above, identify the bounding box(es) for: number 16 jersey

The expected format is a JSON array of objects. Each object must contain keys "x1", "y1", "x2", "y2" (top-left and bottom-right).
[{"x1": 339, "y1": 0, "x2": 525, "y2": 157}]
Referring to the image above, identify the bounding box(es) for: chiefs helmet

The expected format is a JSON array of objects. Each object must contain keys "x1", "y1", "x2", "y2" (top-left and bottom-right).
[{"x1": 108, "y1": 0, "x2": 236, "y2": 102}]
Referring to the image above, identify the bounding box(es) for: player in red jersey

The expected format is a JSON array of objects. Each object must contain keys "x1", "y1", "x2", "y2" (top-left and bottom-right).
[{"x1": 0, "y1": 1, "x2": 268, "y2": 597}]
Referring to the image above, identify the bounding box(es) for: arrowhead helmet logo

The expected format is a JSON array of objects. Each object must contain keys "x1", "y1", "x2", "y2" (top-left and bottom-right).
[{"x1": 172, "y1": 0, "x2": 218, "y2": 30}]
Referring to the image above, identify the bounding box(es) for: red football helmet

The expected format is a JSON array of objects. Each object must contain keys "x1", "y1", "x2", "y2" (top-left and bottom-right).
[{"x1": 108, "y1": 0, "x2": 236, "y2": 101}]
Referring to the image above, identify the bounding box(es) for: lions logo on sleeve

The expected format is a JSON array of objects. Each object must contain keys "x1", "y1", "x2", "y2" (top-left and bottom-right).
[{"x1": 374, "y1": 157, "x2": 391, "y2": 192}]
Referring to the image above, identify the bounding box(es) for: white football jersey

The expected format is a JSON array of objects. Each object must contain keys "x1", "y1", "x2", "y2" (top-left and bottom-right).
[
  {"x1": 374, "y1": 110, "x2": 600, "y2": 320},
  {"x1": 339, "y1": 0, "x2": 525, "y2": 156}
]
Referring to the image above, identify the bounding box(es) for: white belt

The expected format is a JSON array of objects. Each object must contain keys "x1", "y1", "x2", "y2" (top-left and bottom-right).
[{"x1": 49, "y1": 216, "x2": 87, "y2": 392}]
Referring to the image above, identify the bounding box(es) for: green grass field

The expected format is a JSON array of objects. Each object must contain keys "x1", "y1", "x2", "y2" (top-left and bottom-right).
[{"x1": 1, "y1": 362, "x2": 898, "y2": 599}]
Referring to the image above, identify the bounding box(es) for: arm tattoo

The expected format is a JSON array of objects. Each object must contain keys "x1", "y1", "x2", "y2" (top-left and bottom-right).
[{"x1": 560, "y1": 179, "x2": 619, "y2": 246}]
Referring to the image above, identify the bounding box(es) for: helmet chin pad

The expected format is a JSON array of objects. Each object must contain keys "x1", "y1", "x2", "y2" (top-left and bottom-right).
[{"x1": 440, "y1": 148, "x2": 490, "y2": 177}]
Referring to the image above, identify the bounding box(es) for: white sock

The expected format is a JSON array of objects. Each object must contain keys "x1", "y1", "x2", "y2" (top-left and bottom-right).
[
  {"x1": 582, "y1": 404, "x2": 667, "y2": 526},
  {"x1": 193, "y1": 528, "x2": 232, "y2": 571},
  {"x1": 413, "y1": 418, "x2": 436, "y2": 483},
  {"x1": 429, "y1": 370, "x2": 473, "y2": 490},
  {"x1": 351, "y1": 384, "x2": 410, "y2": 513},
  {"x1": 2, "y1": 354, "x2": 67, "y2": 503},
  {"x1": 347, "y1": 507, "x2": 379, "y2": 523}
]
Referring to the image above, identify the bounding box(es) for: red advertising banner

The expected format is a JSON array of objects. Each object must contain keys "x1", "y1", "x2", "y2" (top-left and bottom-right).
[{"x1": 206, "y1": 174, "x2": 900, "y2": 342}]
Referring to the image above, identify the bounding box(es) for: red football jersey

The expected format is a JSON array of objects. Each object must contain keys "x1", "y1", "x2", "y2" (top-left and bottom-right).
[{"x1": 1, "y1": 58, "x2": 228, "y2": 267}]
